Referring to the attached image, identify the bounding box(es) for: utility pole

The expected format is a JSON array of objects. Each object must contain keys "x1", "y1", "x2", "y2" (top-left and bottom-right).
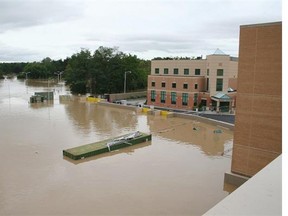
[{"x1": 124, "y1": 71, "x2": 131, "y2": 93}]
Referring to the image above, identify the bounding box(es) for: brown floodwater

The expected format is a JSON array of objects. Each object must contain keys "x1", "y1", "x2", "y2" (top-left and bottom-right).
[{"x1": 0, "y1": 78, "x2": 236, "y2": 215}]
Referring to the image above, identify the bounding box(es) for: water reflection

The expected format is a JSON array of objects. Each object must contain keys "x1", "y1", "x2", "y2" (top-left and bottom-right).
[
  {"x1": 147, "y1": 115, "x2": 233, "y2": 157},
  {"x1": 29, "y1": 101, "x2": 54, "y2": 109},
  {"x1": 64, "y1": 99, "x2": 138, "y2": 135},
  {"x1": 0, "y1": 79, "x2": 235, "y2": 216}
]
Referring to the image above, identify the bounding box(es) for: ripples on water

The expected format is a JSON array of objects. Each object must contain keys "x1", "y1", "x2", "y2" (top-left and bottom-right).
[{"x1": 0, "y1": 78, "x2": 235, "y2": 215}]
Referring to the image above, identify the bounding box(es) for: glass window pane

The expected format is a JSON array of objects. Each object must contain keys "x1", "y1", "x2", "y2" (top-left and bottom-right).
[
  {"x1": 195, "y1": 69, "x2": 200, "y2": 75},
  {"x1": 217, "y1": 69, "x2": 224, "y2": 76}
]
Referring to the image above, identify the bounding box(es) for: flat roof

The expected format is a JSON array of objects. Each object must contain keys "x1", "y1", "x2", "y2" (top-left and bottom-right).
[
  {"x1": 240, "y1": 21, "x2": 282, "y2": 28},
  {"x1": 203, "y1": 155, "x2": 282, "y2": 216}
]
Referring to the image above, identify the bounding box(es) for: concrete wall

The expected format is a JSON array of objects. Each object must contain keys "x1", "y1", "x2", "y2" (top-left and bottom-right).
[
  {"x1": 98, "y1": 101, "x2": 141, "y2": 111},
  {"x1": 108, "y1": 91, "x2": 146, "y2": 102},
  {"x1": 231, "y1": 22, "x2": 282, "y2": 177},
  {"x1": 204, "y1": 155, "x2": 282, "y2": 216},
  {"x1": 173, "y1": 113, "x2": 234, "y2": 131}
]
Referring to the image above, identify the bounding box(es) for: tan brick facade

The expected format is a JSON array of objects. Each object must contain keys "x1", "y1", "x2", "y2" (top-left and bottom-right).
[
  {"x1": 231, "y1": 22, "x2": 282, "y2": 177},
  {"x1": 147, "y1": 54, "x2": 238, "y2": 111}
]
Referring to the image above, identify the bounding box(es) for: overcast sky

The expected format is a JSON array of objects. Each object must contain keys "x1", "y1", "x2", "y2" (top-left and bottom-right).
[{"x1": 0, "y1": 0, "x2": 282, "y2": 62}]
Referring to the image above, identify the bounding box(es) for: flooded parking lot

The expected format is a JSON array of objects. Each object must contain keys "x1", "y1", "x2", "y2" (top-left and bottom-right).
[{"x1": 0, "y1": 78, "x2": 235, "y2": 215}]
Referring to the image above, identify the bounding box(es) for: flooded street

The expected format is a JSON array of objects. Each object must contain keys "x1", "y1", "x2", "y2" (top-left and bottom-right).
[{"x1": 0, "y1": 78, "x2": 235, "y2": 215}]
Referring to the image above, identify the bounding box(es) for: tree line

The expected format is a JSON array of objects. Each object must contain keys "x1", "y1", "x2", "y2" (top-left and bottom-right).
[{"x1": 0, "y1": 47, "x2": 150, "y2": 95}]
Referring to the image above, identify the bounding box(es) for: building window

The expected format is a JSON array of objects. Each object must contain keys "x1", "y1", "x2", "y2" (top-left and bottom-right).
[
  {"x1": 216, "y1": 78, "x2": 223, "y2": 91},
  {"x1": 161, "y1": 82, "x2": 166, "y2": 88},
  {"x1": 164, "y1": 68, "x2": 169, "y2": 74},
  {"x1": 207, "y1": 69, "x2": 209, "y2": 76},
  {"x1": 194, "y1": 83, "x2": 198, "y2": 89},
  {"x1": 174, "y1": 68, "x2": 179, "y2": 74},
  {"x1": 151, "y1": 90, "x2": 156, "y2": 102},
  {"x1": 194, "y1": 93, "x2": 198, "y2": 106},
  {"x1": 195, "y1": 69, "x2": 201, "y2": 75},
  {"x1": 217, "y1": 69, "x2": 224, "y2": 76},
  {"x1": 184, "y1": 68, "x2": 189, "y2": 75},
  {"x1": 183, "y1": 83, "x2": 188, "y2": 89},
  {"x1": 172, "y1": 82, "x2": 176, "y2": 88},
  {"x1": 155, "y1": 68, "x2": 159, "y2": 74},
  {"x1": 151, "y1": 81, "x2": 155, "y2": 87},
  {"x1": 160, "y1": 91, "x2": 166, "y2": 103},
  {"x1": 206, "y1": 78, "x2": 209, "y2": 91},
  {"x1": 171, "y1": 92, "x2": 176, "y2": 104},
  {"x1": 182, "y1": 93, "x2": 188, "y2": 106}
]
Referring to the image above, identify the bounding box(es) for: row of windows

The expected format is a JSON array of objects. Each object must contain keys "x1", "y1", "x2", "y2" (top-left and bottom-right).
[
  {"x1": 155, "y1": 68, "x2": 201, "y2": 75},
  {"x1": 150, "y1": 90, "x2": 198, "y2": 106},
  {"x1": 151, "y1": 78, "x2": 223, "y2": 92},
  {"x1": 151, "y1": 81, "x2": 198, "y2": 90},
  {"x1": 155, "y1": 68, "x2": 224, "y2": 76},
  {"x1": 205, "y1": 69, "x2": 224, "y2": 76}
]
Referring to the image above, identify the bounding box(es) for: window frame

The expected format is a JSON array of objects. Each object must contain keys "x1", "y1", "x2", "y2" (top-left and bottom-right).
[
  {"x1": 216, "y1": 78, "x2": 223, "y2": 91},
  {"x1": 173, "y1": 68, "x2": 179, "y2": 75},
  {"x1": 183, "y1": 83, "x2": 188, "y2": 89},
  {"x1": 160, "y1": 91, "x2": 166, "y2": 103},
  {"x1": 171, "y1": 92, "x2": 176, "y2": 105},
  {"x1": 151, "y1": 90, "x2": 156, "y2": 102},
  {"x1": 164, "y1": 68, "x2": 169, "y2": 74},
  {"x1": 184, "y1": 68, "x2": 189, "y2": 75},
  {"x1": 217, "y1": 69, "x2": 224, "y2": 76},
  {"x1": 194, "y1": 93, "x2": 198, "y2": 106},
  {"x1": 182, "y1": 93, "x2": 188, "y2": 106}
]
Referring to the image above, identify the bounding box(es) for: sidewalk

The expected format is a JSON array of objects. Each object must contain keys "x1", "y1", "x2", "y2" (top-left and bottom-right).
[{"x1": 142, "y1": 104, "x2": 235, "y2": 124}]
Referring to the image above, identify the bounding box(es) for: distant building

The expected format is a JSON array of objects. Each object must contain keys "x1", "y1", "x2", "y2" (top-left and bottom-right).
[
  {"x1": 230, "y1": 22, "x2": 282, "y2": 179},
  {"x1": 147, "y1": 49, "x2": 238, "y2": 112}
]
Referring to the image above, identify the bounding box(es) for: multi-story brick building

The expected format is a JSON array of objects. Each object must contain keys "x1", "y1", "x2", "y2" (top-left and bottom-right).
[
  {"x1": 230, "y1": 22, "x2": 282, "y2": 178},
  {"x1": 147, "y1": 49, "x2": 238, "y2": 112}
]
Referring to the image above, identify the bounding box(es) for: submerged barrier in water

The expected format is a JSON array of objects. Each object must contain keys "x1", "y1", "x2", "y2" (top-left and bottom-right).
[{"x1": 63, "y1": 132, "x2": 152, "y2": 160}]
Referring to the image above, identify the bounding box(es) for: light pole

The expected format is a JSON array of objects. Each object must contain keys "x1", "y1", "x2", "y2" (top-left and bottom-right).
[
  {"x1": 59, "y1": 71, "x2": 63, "y2": 82},
  {"x1": 54, "y1": 71, "x2": 64, "y2": 83},
  {"x1": 124, "y1": 71, "x2": 131, "y2": 93},
  {"x1": 25, "y1": 72, "x2": 31, "y2": 80}
]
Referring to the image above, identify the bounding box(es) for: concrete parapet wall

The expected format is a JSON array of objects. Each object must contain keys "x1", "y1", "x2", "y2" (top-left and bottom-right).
[
  {"x1": 224, "y1": 172, "x2": 249, "y2": 187},
  {"x1": 147, "y1": 110, "x2": 161, "y2": 116},
  {"x1": 108, "y1": 91, "x2": 147, "y2": 102},
  {"x1": 173, "y1": 113, "x2": 234, "y2": 131},
  {"x1": 98, "y1": 101, "x2": 140, "y2": 111}
]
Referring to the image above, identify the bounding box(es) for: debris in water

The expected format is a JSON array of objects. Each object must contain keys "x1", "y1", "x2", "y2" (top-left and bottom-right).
[{"x1": 214, "y1": 129, "x2": 222, "y2": 134}]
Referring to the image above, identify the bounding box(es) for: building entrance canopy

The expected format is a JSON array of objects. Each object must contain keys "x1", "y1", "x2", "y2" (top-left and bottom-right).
[{"x1": 211, "y1": 92, "x2": 231, "y2": 102}]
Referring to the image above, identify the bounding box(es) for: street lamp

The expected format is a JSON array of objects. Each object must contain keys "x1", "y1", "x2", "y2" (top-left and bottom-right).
[
  {"x1": 124, "y1": 71, "x2": 131, "y2": 93},
  {"x1": 54, "y1": 71, "x2": 64, "y2": 83},
  {"x1": 25, "y1": 72, "x2": 31, "y2": 80}
]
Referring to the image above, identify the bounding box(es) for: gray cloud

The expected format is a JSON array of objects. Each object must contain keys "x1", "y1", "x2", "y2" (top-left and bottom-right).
[
  {"x1": 0, "y1": 0, "x2": 282, "y2": 61},
  {"x1": 0, "y1": 0, "x2": 83, "y2": 33},
  {"x1": 0, "y1": 43, "x2": 40, "y2": 62}
]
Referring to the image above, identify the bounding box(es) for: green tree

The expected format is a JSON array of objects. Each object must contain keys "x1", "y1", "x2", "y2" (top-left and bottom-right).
[
  {"x1": 65, "y1": 49, "x2": 93, "y2": 94},
  {"x1": 23, "y1": 62, "x2": 49, "y2": 79}
]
